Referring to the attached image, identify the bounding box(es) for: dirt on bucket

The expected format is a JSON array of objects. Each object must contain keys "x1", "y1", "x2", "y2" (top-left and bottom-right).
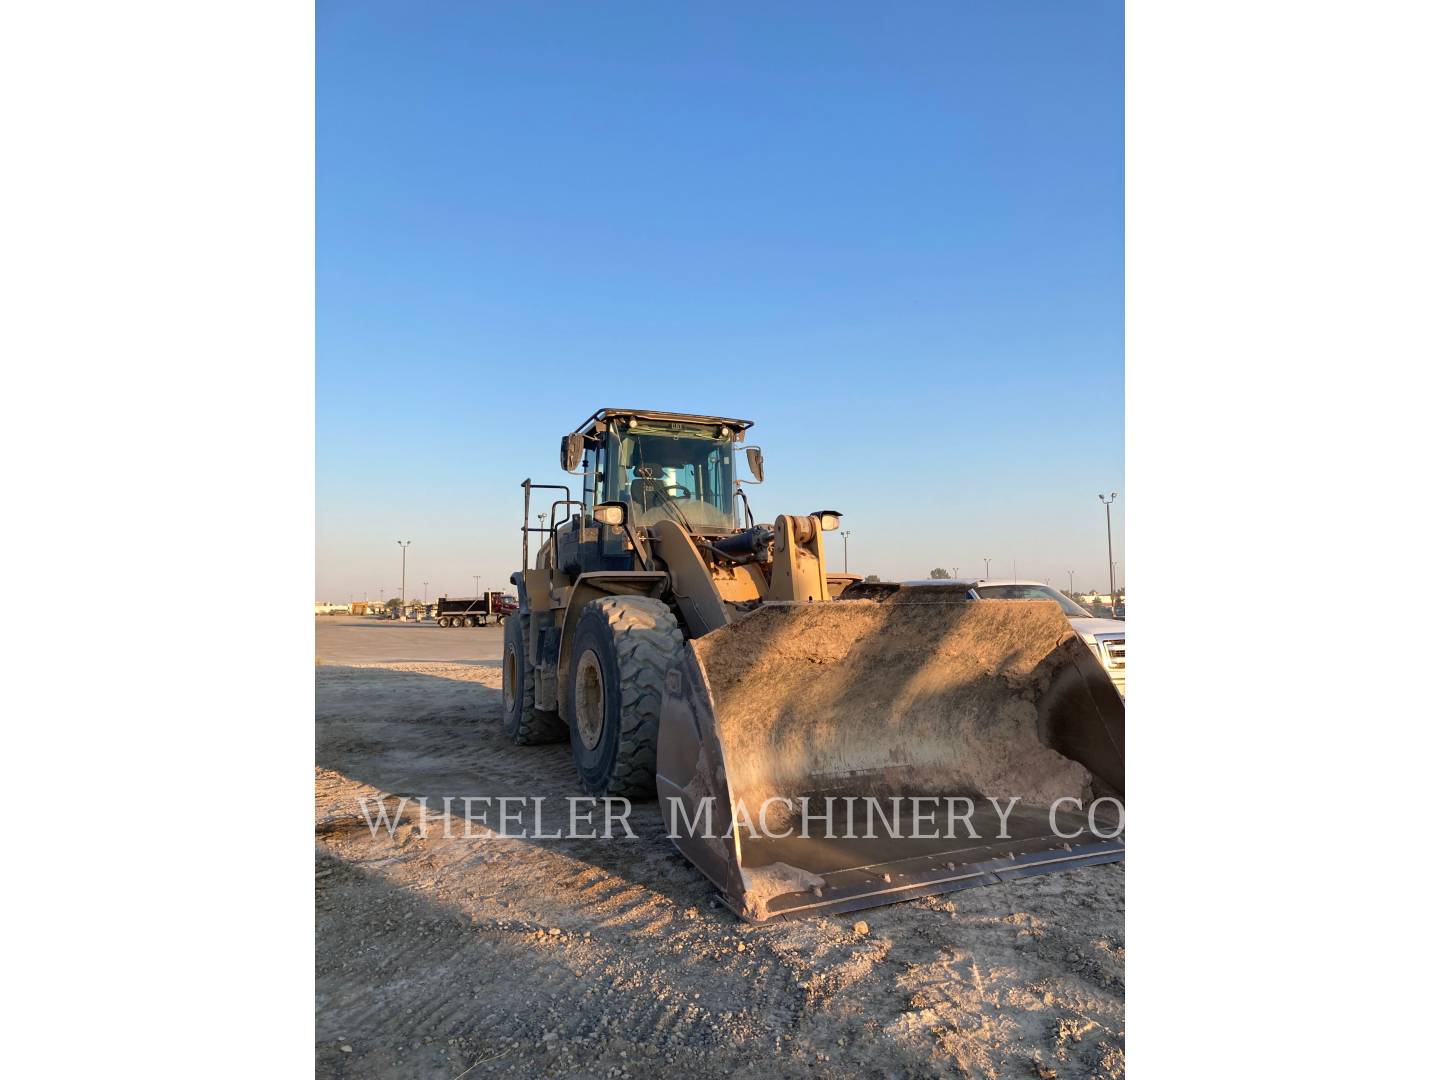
[{"x1": 690, "y1": 599, "x2": 1097, "y2": 815}]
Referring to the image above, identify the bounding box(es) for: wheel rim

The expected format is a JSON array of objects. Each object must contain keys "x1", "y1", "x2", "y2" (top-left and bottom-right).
[
  {"x1": 503, "y1": 644, "x2": 518, "y2": 713},
  {"x1": 574, "y1": 649, "x2": 606, "y2": 751}
]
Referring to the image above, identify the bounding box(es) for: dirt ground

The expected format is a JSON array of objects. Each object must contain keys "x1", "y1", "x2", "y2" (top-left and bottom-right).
[{"x1": 315, "y1": 618, "x2": 1125, "y2": 1078}]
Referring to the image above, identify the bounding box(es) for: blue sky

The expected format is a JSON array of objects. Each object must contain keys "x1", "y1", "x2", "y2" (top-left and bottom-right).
[{"x1": 317, "y1": 0, "x2": 1123, "y2": 602}]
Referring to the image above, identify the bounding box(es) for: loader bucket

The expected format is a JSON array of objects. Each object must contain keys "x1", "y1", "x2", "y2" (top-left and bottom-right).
[{"x1": 656, "y1": 593, "x2": 1125, "y2": 922}]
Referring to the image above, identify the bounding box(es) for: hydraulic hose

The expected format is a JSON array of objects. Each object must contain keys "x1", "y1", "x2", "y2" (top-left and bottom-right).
[{"x1": 707, "y1": 526, "x2": 775, "y2": 563}]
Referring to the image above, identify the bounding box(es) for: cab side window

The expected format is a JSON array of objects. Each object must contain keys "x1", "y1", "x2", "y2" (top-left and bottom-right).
[{"x1": 583, "y1": 447, "x2": 601, "y2": 514}]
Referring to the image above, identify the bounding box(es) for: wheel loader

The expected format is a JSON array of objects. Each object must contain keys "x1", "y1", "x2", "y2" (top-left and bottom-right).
[{"x1": 504, "y1": 408, "x2": 1124, "y2": 922}]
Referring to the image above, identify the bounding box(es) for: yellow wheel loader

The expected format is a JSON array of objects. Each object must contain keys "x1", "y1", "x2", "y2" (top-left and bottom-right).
[{"x1": 504, "y1": 409, "x2": 1124, "y2": 922}]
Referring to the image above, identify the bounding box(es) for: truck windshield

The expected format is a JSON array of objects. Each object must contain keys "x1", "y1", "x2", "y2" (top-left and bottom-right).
[
  {"x1": 973, "y1": 584, "x2": 1093, "y2": 619},
  {"x1": 606, "y1": 431, "x2": 737, "y2": 531}
]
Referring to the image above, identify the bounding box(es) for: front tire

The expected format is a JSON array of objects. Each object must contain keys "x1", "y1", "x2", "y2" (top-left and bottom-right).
[
  {"x1": 502, "y1": 613, "x2": 566, "y2": 744},
  {"x1": 567, "y1": 596, "x2": 684, "y2": 799}
]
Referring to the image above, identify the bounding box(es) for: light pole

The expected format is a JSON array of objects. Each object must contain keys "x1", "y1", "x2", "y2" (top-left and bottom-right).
[
  {"x1": 1098, "y1": 493, "x2": 1118, "y2": 617},
  {"x1": 473, "y1": 574, "x2": 481, "y2": 598},
  {"x1": 840, "y1": 530, "x2": 851, "y2": 572},
  {"x1": 397, "y1": 540, "x2": 410, "y2": 619},
  {"x1": 983, "y1": 557, "x2": 991, "y2": 578},
  {"x1": 1067, "y1": 569, "x2": 1076, "y2": 594},
  {"x1": 537, "y1": 512, "x2": 548, "y2": 535},
  {"x1": 422, "y1": 582, "x2": 429, "y2": 604},
  {"x1": 951, "y1": 567, "x2": 959, "y2": 582}
]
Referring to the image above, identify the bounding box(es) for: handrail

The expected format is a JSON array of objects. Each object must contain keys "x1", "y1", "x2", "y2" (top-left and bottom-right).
[{"x1": 520, "y1": 479, "x2": 572, "y2": 569}]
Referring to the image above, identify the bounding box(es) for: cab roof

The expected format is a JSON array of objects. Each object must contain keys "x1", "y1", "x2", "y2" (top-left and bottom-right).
[{"x1": 572, "y1": 408, "x2": 754, "y2": 439}]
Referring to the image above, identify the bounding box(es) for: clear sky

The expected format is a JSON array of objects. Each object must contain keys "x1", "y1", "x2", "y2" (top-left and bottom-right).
[{"x1": 317, "y1": 0, "x2": 1123, "y2": 603}]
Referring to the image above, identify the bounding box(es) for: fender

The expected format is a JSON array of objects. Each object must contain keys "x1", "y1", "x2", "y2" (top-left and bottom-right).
[{"x1": 554, "y1": 571, "x2": 669, "y2": 721}]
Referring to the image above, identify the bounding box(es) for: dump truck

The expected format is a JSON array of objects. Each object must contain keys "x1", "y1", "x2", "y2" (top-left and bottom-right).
[
  {"x1": 436, "y1": 593, "x2": 515, "y2": 628},
  {"x1": 505, "y1": 408, "x2": 1124, "y2": 922}
]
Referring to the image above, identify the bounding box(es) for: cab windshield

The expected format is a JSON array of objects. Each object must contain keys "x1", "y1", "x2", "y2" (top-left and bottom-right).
[{"x1": 605, "y1": 430, "x2": 736, "y2": 531}]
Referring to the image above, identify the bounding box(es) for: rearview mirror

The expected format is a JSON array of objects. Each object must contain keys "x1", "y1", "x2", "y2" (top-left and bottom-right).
[
  {"x1": 745, "y1": 446, "x2": 765, "y2": 483},
  {"x1": 593, "y1": 502, "x2": 627, "y2": 526},
  {"x1": 561, "y1": 433, "x2": 585, "y2": 473}
]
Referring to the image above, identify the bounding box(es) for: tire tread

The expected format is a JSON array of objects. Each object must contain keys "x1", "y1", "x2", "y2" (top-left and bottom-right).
[{"x1": 583, "y1": 596, "x2": 683, "y2": 798}]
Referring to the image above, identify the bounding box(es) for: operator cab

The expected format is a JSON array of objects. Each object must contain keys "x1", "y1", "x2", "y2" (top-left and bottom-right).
[
  {"x1": 575, "y1": 409, "x2": 754, "y2": 536},
  {"x1": 542, "y1": 409, "x2": 757, "y2": 578}
]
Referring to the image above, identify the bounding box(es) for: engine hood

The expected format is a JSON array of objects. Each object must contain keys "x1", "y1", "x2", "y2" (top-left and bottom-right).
[{"x1": 1067, "y1": 616, "x2": 1126, "y2": 641}]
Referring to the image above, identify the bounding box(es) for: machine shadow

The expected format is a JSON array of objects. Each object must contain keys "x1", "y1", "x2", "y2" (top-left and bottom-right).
[{"x1": 315, "y1": 664, "x2": 712, "y2": 907}]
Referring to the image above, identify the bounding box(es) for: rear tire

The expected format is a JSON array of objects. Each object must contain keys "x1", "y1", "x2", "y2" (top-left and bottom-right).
[
  {"x1": 567, "y1": 596, "x2": 684, "y2": 799},
  {"x1": 502, "y1": 613, "x2": 566, "y2": 744},
  {"x1": 463, "y1": 615, "x2": 476, "y2": 628}
]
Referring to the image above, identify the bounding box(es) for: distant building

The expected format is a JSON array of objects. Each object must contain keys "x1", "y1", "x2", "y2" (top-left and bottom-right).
[{"x1": 315, "y1": 602, "x2": 348, "y2": 615}]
